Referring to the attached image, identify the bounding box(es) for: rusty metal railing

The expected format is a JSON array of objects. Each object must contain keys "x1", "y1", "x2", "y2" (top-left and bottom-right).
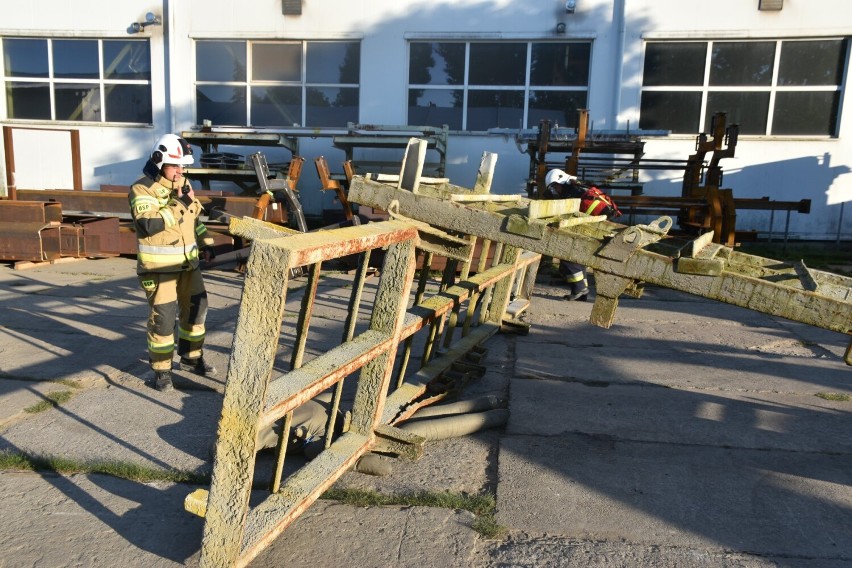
[{"x1": 186, "y1": 217, "x2": 539, "y2": 567}]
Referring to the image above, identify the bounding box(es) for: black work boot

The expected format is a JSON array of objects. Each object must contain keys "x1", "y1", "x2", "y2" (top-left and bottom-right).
[
  {"x1": 179, "y1": 356, "x2": 218, "y2": 377},
  {"x1": 564, "y1": 281, "x2": 589, "y2": 302},
  {"x1": 154, "y1": 370, "x2": 174, "y2": 392}
]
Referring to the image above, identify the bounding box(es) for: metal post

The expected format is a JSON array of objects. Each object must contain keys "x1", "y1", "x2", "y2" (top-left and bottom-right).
[{"x1": 768, "y1": 209, "x2": 775, "y2": 243}]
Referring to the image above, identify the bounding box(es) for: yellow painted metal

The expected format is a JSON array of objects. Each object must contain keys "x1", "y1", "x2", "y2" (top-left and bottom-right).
[
  {"x1": 349, "y1": 173, "x2": 852, "y2": 339},
  {"x1": 193, "y1": 217, "x2": 539, "y2": 567}
]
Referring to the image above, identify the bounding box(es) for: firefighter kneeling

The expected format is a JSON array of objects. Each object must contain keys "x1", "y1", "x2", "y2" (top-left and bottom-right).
[{"x1": 544, "y1": 168, "x2": 622, "y2": 301}]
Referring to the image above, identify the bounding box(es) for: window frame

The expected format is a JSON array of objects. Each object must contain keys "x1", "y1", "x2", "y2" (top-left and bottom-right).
[
  {"x1": 639, "y1": 38, "x2": 847, "y2": 137},
  {"x1": 193, "y1": 39, "x2": 361, "y2": 128},
  {"x1": 407, "y1": 40, "x2": 593, "y2": 132},
  {"x1": 1, "y1": 36, "x2": 153, "y2": 125}
]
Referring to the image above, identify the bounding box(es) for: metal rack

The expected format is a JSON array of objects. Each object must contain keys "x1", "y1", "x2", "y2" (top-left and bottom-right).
[
  {"x1": 181, "y1": 129, "x2": 301, "y2": 193},
  {"x1": 332, "y1": 123, "x2": 449, "y2": 179}
]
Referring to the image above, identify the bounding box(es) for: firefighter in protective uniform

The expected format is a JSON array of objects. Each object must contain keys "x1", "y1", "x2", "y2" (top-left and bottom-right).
[
  {"x1": 544, "y1": 168, "x2": 621, "y2": 301},
  {"x1": 129, "y1": 134, "x2": 217, "y2": 391}
]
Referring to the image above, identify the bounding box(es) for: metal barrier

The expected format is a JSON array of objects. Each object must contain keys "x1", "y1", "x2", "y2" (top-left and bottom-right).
[{"x1": 187, "y1": 217, "x2": 540, "y2": 567}]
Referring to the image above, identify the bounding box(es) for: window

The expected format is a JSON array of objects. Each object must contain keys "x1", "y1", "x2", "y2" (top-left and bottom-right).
[
  {"x1": 2, "y1": 37, "x2": 152, "y2": 124},
  {"x1": 640, "y1": 39, "x2": 847, "y2": 136},
  {"x1": 195, "y1": 40, "x2": 360, "y2": 127},
  {"x1": 408, "y1": 41, "x2": 591, "y2": 131}
]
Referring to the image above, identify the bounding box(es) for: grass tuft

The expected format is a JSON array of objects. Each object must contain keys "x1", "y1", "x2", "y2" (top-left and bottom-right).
[
  {"x1": 321, "y1": 487, "x2": 506, "y2": 538},
  {"x1": 472, "y1": 513, "x2": 508, "y2": 539},
  {"x1": 0, "y1": 450, "x2": 35, "y2": 471},
  {"x1": 51, "y1": 379, "x2": 83, "y2": 389},
  {"x1": 24, "y1": 390, "x2": 74, "y2": 414},
  {"x1": 0, "y1": 450, "x2": 208, "y2": 484},
  {"x1": 815, "y1": 392, "x2": 851, "y2": 402}
]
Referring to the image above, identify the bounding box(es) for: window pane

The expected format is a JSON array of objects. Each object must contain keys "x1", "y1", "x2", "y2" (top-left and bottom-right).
[
  {"x1": 705, "y1": 92, "x2": 769, "y2": 135},
  {"x1": 3, "y1": 38, "x2": 48, "y2": 78},
  {"x1": 710, "y1": 42, "x2": 774, "y2": 86},
  {"x1": 53, "y1": 40, "x2": 99, "y2": 79},
  {"x1": 467, "y1": 89, "x2": 524, "y2": 130},
  {"x1": 409, "y1": 42, "x2": 465, "y2": 86},
  {"x1": 779, "y1": 40, "x2": 846, "y2": 86},
  {"x1": 772, "y1": 91, "x2": 840, "y2": 135},
  {"x1": 196, "y1": 85, "x2": 246, "y2": 125},
  {"x1": 104, "y1": 40, "x2": 150, "y2": 80},
  {"x1": 408, "y1": 88, "x2": 462, "y2": 130},
  {"x1": 305, "y1": 86, "x2": 358, "y2": 126},
  {"x1": 251, "y1": 86, "x2": 301, "y2": 126},
  {"x1": 530, "y1": 43, "x2": 590, "y2": 86},
  {"x1": 643, "y1": 43, "x2": 706, "y2": 86},
  {"x1": 54, "y1": 83, "x2": 100, "y2": 121},
  {"x1": 104, "y1": 84, "x2": 151, "y2": 123},
  {"x1": 196, "y1": 41, "x2": 246, "y2": 82},
  {"x1": 253, "y1": 42, "x2": 301, "y2": 82},
  {"x1": 639, "y1": 91, "x2": 701, "y2": 133},
  {"x1": 5, "y1": 82, "x2": 51, "y2": 119},
  {"x1": 306, "y1": 42, "x2": 360, "y2": 84},
  {"x1": 528, "y1": 90, "x2": 588, "y2": 129},
  {"x1": 469, "y1": 43, "x2": 526, "y2": 86}
]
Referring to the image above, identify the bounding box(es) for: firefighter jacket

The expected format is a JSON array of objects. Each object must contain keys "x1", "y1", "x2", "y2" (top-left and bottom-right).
[
  {"x1": 546, "y1": 180, "x2": 622, "y2": 220},
  {"x1": 128, "y1": 173, "x2": 214, "y2": 274},
  {"x1": 579, "y1": 187, "x2": 622, "y2": 219}
]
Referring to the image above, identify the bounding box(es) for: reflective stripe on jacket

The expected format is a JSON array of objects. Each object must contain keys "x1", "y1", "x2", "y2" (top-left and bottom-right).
[
  {"x1": 128, "y1": 174, "x2": 213, "y2": 273},
  {"x1": 580, "y1": 187, "x2": 622, "y2": 218}
]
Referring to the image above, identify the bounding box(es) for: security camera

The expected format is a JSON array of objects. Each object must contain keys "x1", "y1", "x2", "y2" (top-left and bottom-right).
[
  {"x1": 128, "y1": 12, "x2": 162, "y2": 34},
  {"x1": 565, "y1": 0, "x2": 576, "y2": 13}
]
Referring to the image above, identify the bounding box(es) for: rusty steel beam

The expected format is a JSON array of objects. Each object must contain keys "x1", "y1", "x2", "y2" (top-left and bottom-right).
[
  {"x1": 62, "y1": 216, "x2": 122, "y2": 257},
  {"x1": 0, "y1": 202, "x2": 126, "y2": 260},
  {"x1": 15, "y1": 189, "x2": 132, "y2": 217},
  {"x1": 14, "y1": 189, "x2": 271, "y2": 221},
  {"x1": 0, "y1": 201, "x2": 63, "y2": 223},
  {"x1": 0, "y1": 222, "x2": 62, "y2": 261}
]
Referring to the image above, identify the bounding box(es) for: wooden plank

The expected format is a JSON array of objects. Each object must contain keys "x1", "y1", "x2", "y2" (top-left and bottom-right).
[
  {"x1": 528, "y1": 198, "x2": 580, "y2": 219},
  {"x1": 472, "y1": 152, "x2": 498, "y2": 194},
  {"x1": 398, "y1": 138, "x2": 427, "y2": 193},
  {"x1": 449, "y1": 193, "x2": 523, "y2": 203},
  {"x1": 680, "y1": 230, "x2": 715, "y2": 258}
]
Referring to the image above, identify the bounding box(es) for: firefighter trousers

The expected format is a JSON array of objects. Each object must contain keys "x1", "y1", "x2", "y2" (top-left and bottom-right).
[
  {"x1": 138, "y1": 268, "x2": 208, "y2": 372},
  {"x1": 558, "y1": 260, "x2": 588, "y2": 294}
]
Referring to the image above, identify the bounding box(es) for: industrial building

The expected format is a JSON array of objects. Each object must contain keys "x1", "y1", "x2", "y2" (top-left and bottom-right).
[{"x1": 2, "y1": 0, "x2": 850, "y2": 240}]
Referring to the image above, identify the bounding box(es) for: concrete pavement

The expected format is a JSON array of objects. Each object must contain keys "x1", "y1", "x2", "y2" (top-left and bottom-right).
[{"x1": 0, "y1": 255, "x2": 850, "y2": 567}]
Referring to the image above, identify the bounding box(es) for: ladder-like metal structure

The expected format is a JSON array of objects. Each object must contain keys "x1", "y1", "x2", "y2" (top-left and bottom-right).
[
  {"x1": 189, "y1": 139, "x2": 850, "y2": 567},
  {"x1": 349, "y1": 141, "x2": 852, "y2": 364},
  {"x1": 189, "y1": 212, "x2": 539, "y2": 567}
]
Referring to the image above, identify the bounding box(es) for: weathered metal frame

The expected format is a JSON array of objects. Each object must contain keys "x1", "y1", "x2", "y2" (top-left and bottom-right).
[
  {"x1": 350, "y1": 175, "x2": 852, "y2": 336},
  {"x1": 193, "y1": 217, "x2": 539, "y2": 567},
  {"x1": 197, "y1": 221, "x2": 416, "y2": 567}
]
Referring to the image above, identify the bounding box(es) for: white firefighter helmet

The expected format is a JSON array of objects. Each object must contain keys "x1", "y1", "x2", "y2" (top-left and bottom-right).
[
  {"x1": 150, "y1": 134, "x2": 194, "y2": 169},
  {"x1": 545, "y1": 168, "x2": 576, "y2": 187}
]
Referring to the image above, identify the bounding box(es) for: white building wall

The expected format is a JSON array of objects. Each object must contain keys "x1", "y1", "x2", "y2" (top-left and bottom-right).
[
  {"x1": 621, "y1": 0, "x2": 852, "y2": 239},
  {"x1": 2, "y1": 0, "x2": 851, "y2": 239},
  {"x1": 0, "y1": 1, "x2": 170, "y2": 189}
]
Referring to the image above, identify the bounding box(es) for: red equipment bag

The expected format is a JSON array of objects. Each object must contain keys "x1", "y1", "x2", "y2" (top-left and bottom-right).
[{"x1": 580, "y1": 187, "x2": 622, "y2": 218}]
